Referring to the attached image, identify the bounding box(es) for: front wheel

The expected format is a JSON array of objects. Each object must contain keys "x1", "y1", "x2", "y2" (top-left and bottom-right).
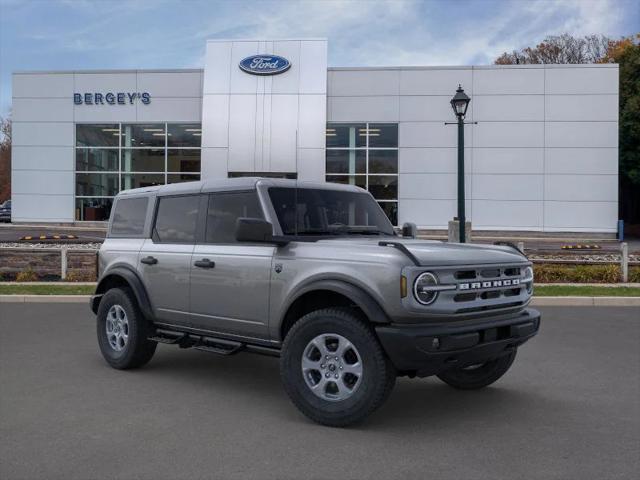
[
  {"x1": 436, "y1": 349, "x2": 517, "y2": 390},
  {"x1": 280, "y1": 308, "x2": 396, "y2": 427}
]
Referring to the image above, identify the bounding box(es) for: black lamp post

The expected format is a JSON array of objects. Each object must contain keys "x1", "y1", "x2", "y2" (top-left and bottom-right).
[{"x1": 450, "y1": 85, "x2": 471, "y2": 243}]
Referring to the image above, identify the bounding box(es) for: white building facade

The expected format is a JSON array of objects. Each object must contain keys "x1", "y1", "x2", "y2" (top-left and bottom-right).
[{"x1": 11, "y1": 39, "x2": 619, "y2": 232}]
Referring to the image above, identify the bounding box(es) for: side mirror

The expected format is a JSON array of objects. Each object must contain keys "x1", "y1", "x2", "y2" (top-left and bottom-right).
[
  {"x1": 402, "y1": 222, "x2": 417, "y2": 239},
  {"x1": 235, "y1": 217, "x2": 289, "y2": 245}
]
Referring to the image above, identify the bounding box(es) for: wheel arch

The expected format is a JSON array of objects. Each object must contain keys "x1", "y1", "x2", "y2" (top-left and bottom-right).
[
  {"x1": 279, "y1": 279, "x2": 390, "y2": 341},
  {"x1": 92, "y1": 265, "x2": 154, "y2": 320}
]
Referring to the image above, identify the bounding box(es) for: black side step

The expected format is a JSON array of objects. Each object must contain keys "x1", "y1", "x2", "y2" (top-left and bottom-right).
[
  {"x1": 194, "y1": 337, "x2": 244, "y2": 356},
  {"x1": 148, "y1": 328, "x2": 280, "y2": 357},
  {"x1": 148, "y1": 329, "x2": 189, "y2": 345}
]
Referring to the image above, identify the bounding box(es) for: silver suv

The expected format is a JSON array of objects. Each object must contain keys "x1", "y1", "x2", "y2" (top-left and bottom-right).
[{"x1": 91, "y1": 178, "x2": 540, "y2": 426}]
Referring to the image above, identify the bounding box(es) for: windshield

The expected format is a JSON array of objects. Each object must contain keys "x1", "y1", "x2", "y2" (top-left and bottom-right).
[{"x1": 268, "y1": 187, "x2": 395, "y2": 236}]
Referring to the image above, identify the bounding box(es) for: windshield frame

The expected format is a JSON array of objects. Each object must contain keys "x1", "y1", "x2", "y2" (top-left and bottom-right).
[{"x1": 263, "y1": 185, "x2": 396, "y2": 239}]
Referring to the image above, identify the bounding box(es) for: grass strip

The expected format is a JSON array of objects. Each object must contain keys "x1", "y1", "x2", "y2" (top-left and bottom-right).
[
  {"x1": 0, "y1": 284, "x2": 95, "y2": 295},
  {"x1": 534, "y1": 285, "x2": 640, "y2": 297}
]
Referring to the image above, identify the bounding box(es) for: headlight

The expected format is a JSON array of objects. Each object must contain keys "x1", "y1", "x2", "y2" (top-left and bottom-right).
[
  {"x1": 524, "y1": 266, "x2": 534, "y2": 294},
  {"x1": 414, "y1": 272, "x2": 439, "y2": 305}
]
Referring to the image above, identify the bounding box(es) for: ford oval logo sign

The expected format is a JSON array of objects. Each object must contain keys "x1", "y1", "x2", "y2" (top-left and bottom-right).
[{"x1": 239, "y1": 55, "x2": 291, "y2": 75}]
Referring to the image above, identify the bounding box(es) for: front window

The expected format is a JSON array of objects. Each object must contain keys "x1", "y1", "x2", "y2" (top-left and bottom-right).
[
  {"x1": 268, "y1": 187, "x2": 395, "y2": 237},
  {"x1": 325, "y1": 123, "x2": 398, "y2": 225},
  {"x1": 74, "y1": 123, "x2": 202, "y2": 221}
]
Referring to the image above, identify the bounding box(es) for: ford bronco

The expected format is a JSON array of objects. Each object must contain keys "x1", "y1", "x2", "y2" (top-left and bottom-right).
[{"x1": 91, "y1": 178, "x2": 540, "y2": 426}]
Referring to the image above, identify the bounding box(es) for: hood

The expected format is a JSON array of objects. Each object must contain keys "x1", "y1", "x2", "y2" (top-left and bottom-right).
[{"x1": 314, "y1": 237, "x2": 527, "y2": 266}]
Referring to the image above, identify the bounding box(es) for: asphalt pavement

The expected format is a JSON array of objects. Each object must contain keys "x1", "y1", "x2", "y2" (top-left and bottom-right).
[{"x1": 0, "y1": 304, "x2": 638, "y2": 480}]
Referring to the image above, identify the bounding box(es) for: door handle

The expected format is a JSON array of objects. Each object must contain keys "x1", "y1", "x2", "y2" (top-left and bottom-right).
[
  {"x1": 141, "y1": 256, "x2": 158, "y2": 265},
  {"x1": 194, "y1": 258, "x2": 215, "y2": 269}
]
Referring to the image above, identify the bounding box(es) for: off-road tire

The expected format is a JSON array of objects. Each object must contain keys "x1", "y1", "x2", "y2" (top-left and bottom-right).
[
  {"x1": 436, "y1": 349, "x2": 517, "y2": 390},
  {"x1": 280, "y1": 307, "x2": 396, "y2": 427},
  {"x1": 96, "y1": 287, "x2": 157, "y2": 369}
]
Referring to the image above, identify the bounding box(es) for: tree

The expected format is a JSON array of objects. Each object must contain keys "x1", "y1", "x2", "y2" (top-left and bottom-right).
[
  {"x1": 0, "y1": 115, "x2": 10, "y2": 203},
  {"x1": 495, "y1": 34, "x2": 610, "y2": 65},
  {"x1": 495, "y1": 33, "x2": 640, "y2": 228},
  {"x1": 601, "y1": 35, "x2": 640, "y2": 227}
]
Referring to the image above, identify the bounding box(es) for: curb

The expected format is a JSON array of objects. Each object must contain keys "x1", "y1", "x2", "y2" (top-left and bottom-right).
[{"x1": 1, "y1": 295, "x2": 639, "y2": 306}]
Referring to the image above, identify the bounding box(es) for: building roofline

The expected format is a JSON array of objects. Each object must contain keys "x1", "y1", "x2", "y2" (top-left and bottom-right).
[
  {"x1": 13, "y1": 68, "x2": 204, "y2": 75},
  {"x1": 328, "y1": 63, "x2": 618, "y2": 71}
]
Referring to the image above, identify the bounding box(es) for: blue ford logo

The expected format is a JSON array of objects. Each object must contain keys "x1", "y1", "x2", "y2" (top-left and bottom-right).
[{"x1": 239, "y1": 55, "x2": 291, "y2": 75}]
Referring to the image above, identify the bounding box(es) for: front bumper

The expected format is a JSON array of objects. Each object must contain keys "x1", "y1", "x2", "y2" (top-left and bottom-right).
[{"x1": 376, "y1": 308, "x2": 541, "y2": 377}]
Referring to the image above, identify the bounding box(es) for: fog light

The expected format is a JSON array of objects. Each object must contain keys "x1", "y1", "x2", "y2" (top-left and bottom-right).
[{"x1": 432, "y1": 337, "x2": 440, "y2": 349}]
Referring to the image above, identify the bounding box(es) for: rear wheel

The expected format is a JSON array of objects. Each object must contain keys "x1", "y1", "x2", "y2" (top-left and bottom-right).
[
  {"x1": 96, "y1": 287, "x2": 157, "y2": 369},
  {"x1": 436, "y1": 349, "x2": 517, "y2": 390},
  {"x1": 280, "y1": 308, "x2": 396, "y2": 427}
]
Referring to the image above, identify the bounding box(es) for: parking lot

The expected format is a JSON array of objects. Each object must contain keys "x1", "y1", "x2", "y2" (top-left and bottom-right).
[{"x1": 1, "y1": 303, "x2": 638, "y2": 480}]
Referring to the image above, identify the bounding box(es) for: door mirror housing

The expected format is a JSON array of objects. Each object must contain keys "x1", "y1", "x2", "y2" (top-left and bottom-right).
[
  {"x1": 402, "y1": 222, "x2": 417, "y2": 239},
  {"x1": 235, "y1": 217, "x2": 289, "y2": 245}
]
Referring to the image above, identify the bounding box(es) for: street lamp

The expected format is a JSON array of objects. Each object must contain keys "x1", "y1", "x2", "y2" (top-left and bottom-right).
[{"x1": 450, "y1": 84, "x2": 471, "y2": 243}]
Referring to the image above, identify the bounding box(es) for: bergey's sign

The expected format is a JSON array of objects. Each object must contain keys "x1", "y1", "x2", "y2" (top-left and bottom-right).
[
  {"x1": 74, "y1": 92, "x2": 151, "y2": 105},
  {"x1": 239, "y1": 55, "x2": 291, "y2": 75}
]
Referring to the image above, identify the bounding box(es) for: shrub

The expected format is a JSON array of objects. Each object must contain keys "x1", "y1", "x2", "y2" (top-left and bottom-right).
[
  {"x1": 15, "y1": 268, "x2": 39, "y2": 282},
  {"x1": 65, "y1": 271, "x2": 96, "y2": 282},
  {"x1": 629, "y1": 266, "x2": 640, "y2": 283},
  {"x1": 533, "y1": 264, "x2": 621, "y2": 283}
]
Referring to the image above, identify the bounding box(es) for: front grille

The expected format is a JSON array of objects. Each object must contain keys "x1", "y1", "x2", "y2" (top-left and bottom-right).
[{"x1": 420, "y1": 264, "x2": 531, "y2": 315}]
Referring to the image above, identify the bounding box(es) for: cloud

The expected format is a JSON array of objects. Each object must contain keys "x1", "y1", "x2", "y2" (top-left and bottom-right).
[{"x1": 0, "y1": 0, "x2": 637, "y2": 115}]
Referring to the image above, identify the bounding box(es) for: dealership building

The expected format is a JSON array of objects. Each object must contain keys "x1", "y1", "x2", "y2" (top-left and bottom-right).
[{"x1": 11, "y1": 39, "x2": 619, "y2": 232}]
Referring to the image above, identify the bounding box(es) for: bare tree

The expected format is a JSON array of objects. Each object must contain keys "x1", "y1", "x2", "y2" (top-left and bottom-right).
[{"x1": 495, "y1": 34, "x2": 611, "y2": 64}]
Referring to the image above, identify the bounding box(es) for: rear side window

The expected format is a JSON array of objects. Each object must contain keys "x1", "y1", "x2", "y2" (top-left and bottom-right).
[
  {"x1": 110, "y1": 197, "x2": 148, "y2": 236},
  {"x1": 205, "y1": 191, "x2": 263, "y2": 243},
  {"x1": 153, "y1": 195, "x2": 199, "y2": 244}
]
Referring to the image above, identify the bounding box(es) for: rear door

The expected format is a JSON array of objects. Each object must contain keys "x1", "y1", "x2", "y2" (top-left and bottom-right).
[
  {"x1": 189, "y1": 190, "x2": 274, "y2": 339},
  {"x1": 138, "y1": 194, "x2": 200, "y2": 325}
]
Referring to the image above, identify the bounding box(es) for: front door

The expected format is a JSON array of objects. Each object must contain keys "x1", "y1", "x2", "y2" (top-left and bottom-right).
[
  {"x1": 139, "y1": 194, "x2": 200, "y2": 325},
  {"x1": 189, "y1": 191, "x2": 274, "y2": 340}
]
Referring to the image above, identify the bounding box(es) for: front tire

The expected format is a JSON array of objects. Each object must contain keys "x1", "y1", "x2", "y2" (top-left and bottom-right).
[
  {"x1": 96, "y1": 287, "x2": 157, "y2": 370},
  {"x1": 436, "y1": 349, "x2": 517, "y2": 390},
  {"x1": 280, "y1": 308, "x2": 396, "y2": 427}
]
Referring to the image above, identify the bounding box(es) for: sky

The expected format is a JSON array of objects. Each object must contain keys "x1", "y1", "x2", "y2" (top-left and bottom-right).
[{"x1": 0, "y1": 0, "x2": 638, "y2": 116}]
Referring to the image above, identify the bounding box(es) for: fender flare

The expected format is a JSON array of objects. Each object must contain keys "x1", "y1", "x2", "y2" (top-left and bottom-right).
[
  {"x1": 282, "y1": 279, "x2": 391, "y2": 326},
  {"x1": 92, "y1": 265, "x2": 154, "y2": 320}
]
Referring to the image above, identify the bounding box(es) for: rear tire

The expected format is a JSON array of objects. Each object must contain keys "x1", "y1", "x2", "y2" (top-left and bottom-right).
[
  {"x1": 96, "y1": 287, "x2": 157, "y2": 370},
  {"x1": 280, "y1": 308, "x2": 396, "y2": 427},
  {"x1": 436, "y1": 349, "x2": 517, "y2": 390}
]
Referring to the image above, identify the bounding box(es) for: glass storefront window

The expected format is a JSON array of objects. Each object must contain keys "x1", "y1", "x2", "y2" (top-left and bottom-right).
[
  {"x1": 368, "y1": 150, "x2": 398, "y2": 174},
  {"x1": 76, "y1": 173, "x2": 119, "y2": 197},
  {"x1": 121, "y1": 124, "x2": 166, "y2": 147},
  {"x1": 76, "y1": 198, "x2": 114, "y2": 222},
  {"x1": 368, "y1": 175, "x2": 397, "y2": 200},
  {"x1": 167, "y1": 173, "x2": 201, "y2": 184},
  {"x1": 325, "y1": 175, "x2": 366, "y2": 189},
  {"x1": 122, "y1": 149, "x2": 165, "y2": 172},
  {"x1": 75, "y1": 123, "x2": 202, "y2": 221},
  {"x1": 368, "y1": 123, "x2": 398, "y2": 148},
  {"x1": 121, "y1": 173, "x2": 165, "y2": 190},
  {"x1": 326, "y1": 150, "x2": 366, "y2": 174},
  {"x1": 326, "y1": 123, "x2": 366, "y2": 148},
  {"x1": 76, "y1": 124, "x2": 120, "y2": 147},
  {"x1": 378, "y1": 202, "x2": 398, "y2": 226},
  {"x1": 167, "y1": 149, "x2": 201, "y2": 173},
  {"x1": 75, "y1": 148, "x2": 119, "y2": 171},
  {"x1": 326, "y1": 122, "x2": 399, "y2": 224},
  {"x1": 168, "y1": 124, "x2": 202, "y2": 147}
]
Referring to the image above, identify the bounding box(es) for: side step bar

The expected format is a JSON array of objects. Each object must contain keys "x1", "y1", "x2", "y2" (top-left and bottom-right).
[{"x1": 148, "y1": 328, "x2": 280, "y2": 358}]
